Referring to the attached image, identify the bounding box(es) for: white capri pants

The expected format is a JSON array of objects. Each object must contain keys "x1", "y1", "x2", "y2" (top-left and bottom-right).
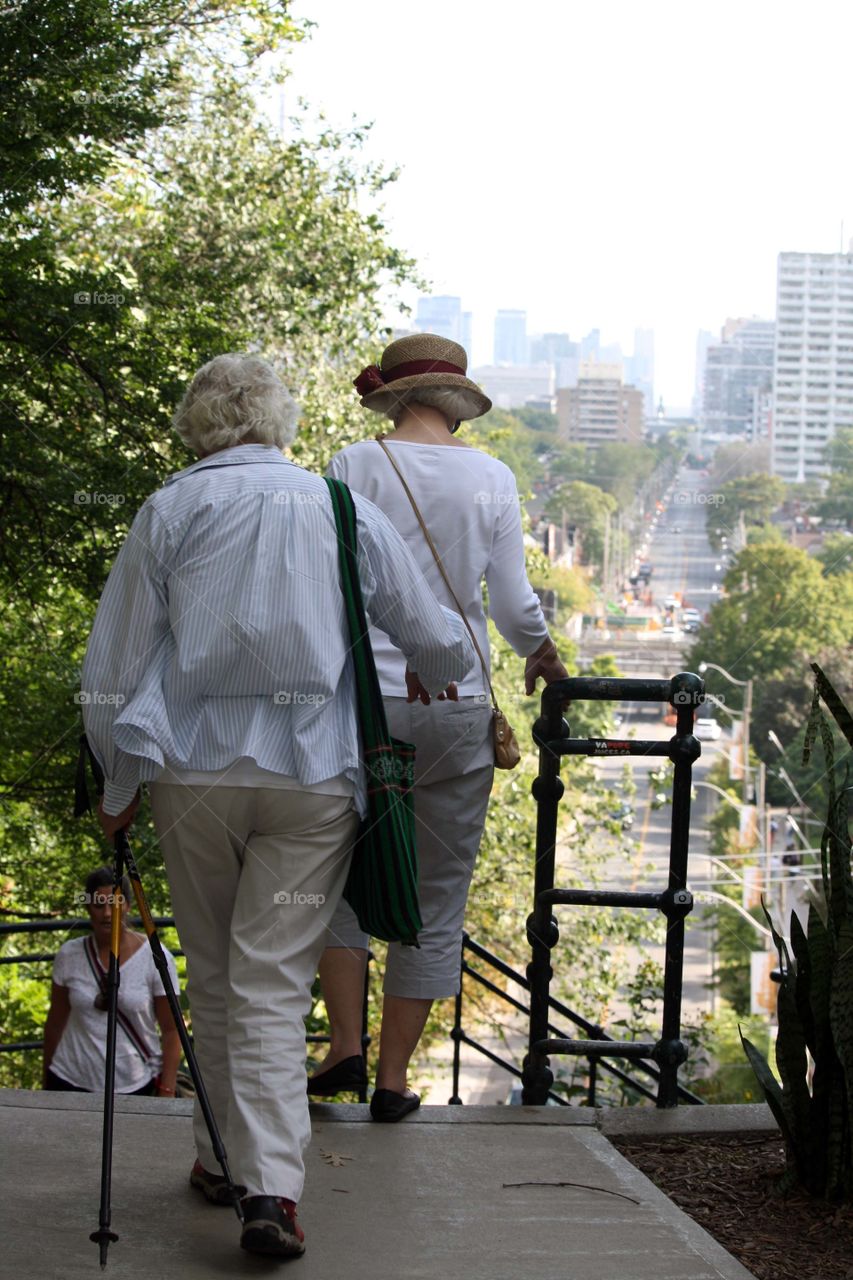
[
  {"x1": 149, "y1": 783, "x2": 359, "y2": 1202},
  {"x1": 326, "y1": 696, "x2": 495, "y2": 999}
]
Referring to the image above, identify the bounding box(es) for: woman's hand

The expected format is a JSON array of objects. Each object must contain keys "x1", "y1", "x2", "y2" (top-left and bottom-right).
[
  {"x1": 405, "y1": 669, "x2": 459, "y2": 705},
  {"x1": 524, "y1": 637, "x2": 569, "y2": 696},
  {"x1": 97, "y1": 793, "x2": 140, "y2": 839}
]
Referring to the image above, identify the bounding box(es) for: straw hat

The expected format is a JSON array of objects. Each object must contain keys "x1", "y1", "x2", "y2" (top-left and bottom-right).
[{"x1": 353, "y1": 333, "x2": 492, "y2": 420}]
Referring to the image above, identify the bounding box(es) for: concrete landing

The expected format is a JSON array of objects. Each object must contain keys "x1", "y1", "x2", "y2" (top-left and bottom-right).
[{"x1": 0, "y1": 1090, "x2": 756, "y2": 1280}]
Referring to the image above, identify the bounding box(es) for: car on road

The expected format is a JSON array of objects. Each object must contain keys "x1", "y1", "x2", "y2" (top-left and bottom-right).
[
  {"x1": 662, "y1": 624, "x2": 683, "y2": 640},
  {"x1": 694, "y1": 716, "x2": 721, "y2": 740},
  {"x1": 663, "y1": 594, "x2": 680, "y2": 609}
]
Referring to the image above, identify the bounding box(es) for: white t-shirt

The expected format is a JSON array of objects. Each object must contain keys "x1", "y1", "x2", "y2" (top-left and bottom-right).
[
  {"x1": 327, "y1": 440, "x2": 549, "y2": 698},
  {"x1": 50, "y1": 935, "x2": 179, "y2": 1092}
]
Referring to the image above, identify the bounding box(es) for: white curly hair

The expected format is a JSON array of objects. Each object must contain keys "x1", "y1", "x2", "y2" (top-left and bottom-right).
[{"x1": 173, "y1": 354, "x2": 300, "y2": 456}]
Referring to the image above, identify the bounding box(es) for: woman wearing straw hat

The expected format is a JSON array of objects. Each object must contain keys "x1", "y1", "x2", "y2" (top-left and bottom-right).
[{"x1": 310, "y1": 333, "x2": 568, "y2": 1120}]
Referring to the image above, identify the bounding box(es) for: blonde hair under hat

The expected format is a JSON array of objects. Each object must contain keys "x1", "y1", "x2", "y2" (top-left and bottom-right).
[{"x1": 353, "y1": 333, "x2": 492, "y2": 422}]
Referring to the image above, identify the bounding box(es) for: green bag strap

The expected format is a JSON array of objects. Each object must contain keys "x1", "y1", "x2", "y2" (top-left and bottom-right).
[{"x1": 324, "y1": 477, "x2": 392, "y2": 749}]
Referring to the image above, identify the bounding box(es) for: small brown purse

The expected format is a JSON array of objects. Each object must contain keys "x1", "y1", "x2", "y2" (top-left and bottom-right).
[{"x1": 376, "y1": 437, "x2": 522, "y2": 770}]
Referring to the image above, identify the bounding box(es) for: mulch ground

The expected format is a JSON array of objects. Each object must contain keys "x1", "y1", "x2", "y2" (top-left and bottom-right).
[{"x1": 611, "y1": 1133, "x2": 853, "y2": 1280}]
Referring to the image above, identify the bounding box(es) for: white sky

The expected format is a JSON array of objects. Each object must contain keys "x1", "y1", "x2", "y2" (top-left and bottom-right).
[{"x1": 283, "y1": 0, "x2": 853, "y2": 407}]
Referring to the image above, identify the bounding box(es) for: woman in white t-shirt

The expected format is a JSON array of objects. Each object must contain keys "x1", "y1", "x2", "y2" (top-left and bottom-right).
[
  {"x1": 42, "y1": 866, "x2": 181, "y2": 1096},
  {"x1": 310, "y1": 333, "x2": 568, "y2": 1121}
]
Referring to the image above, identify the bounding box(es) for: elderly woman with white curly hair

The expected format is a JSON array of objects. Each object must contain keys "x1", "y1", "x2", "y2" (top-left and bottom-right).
[{"x1": 79, "y1": 352, "x2": 474, "y2": 1259}]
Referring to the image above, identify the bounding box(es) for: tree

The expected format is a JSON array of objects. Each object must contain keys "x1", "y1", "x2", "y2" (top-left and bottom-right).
[
  {"x1": 705, "y1": 473, "x2": 786, "y2": 548},
  {"x1": 818, "y1": 426, "x2": 853, "y2": 527},
  {"x1": 589, "y1": 443, "x2": 657, "y2": 509},
  {"x1": 709, "y1": 441, "x2": 770, "y2": 488},
  {"x1": 814, "y1": 532, "x2": 853, "y2": 577},
  {"x1": 0, "y1": 9, "x2": 414, "y2": 930},
  {"x1": 688, "y1": 544, "x2": 853, "y2": 701},
  {"x1": 543, "y1": 480, "x2": 617, "y2": 569}
]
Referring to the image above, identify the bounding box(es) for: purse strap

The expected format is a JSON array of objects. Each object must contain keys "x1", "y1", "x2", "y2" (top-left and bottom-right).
[{"x1": 374, "y1": 435, "x2": 499, "y2": 714}]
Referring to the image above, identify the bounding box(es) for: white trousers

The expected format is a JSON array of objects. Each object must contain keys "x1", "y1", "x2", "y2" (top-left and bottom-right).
[
  {"x1": 327, "y1": 697, "x2": 495, "y2": 998},
  {"x1": 149, "y1": 783, "x2": 358, "y2": 1201}
]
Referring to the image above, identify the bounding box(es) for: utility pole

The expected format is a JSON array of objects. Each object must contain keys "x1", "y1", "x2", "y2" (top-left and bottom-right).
[
  {"x1": 601, "y1": 511, "x2": 610, "y2": 608},
  {"x1": 742, "y1": 678, "x2": 753, "y2": 805}
]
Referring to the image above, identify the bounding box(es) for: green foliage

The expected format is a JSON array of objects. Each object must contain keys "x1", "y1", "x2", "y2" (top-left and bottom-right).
[
  {"x1": 705, "y1": 473, "x2": 787, "y2": 548},
  {"x1": 818, "y1": 427, "x2": 853, "y2": 527},
  {"x1": 742, "y1": 665, "x2": 853, "y2": 1200},
  {"x1": 687, "y1": 543, "x2": 853, "y2": 694},
  {"x1": 588, "y1": 443, "x2": 657, "y2": 509},
  {"x1": 815, "y1": 532, "x2": 853, "y2": 577},
  {"x1": 543, "y1": 480, "x2": 617, "y2": 568}
]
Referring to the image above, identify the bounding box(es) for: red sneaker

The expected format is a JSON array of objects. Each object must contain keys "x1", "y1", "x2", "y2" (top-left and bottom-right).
[
  {"x1": 189, "y1": 1158, "x2": 246, "y2": 1206},
  {"x1": 240, "y1": 1195, "x2": 305, "y2": 1257}
]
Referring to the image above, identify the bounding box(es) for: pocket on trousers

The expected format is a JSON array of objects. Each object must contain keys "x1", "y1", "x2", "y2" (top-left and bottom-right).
[{"x1": 384, "y1": 699, "x2": 493, "y2": 786}]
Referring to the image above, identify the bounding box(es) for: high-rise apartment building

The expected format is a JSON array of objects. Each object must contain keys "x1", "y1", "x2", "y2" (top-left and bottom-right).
[
  {"x1": 556, "y1": 362, "x2": 644, "y2": 447},
  {"x1": 772, "y1": 250, "x2": 853, "y2": 481},
  {"x1": 702, "y1": 318, "x2": 775, "y2": 435},
  {"x1": 416, "y1": 295, "x2": 463, "y2": 342},
  {"x1": 494, "y1": 310, "x2": 528, "y2": 364}
]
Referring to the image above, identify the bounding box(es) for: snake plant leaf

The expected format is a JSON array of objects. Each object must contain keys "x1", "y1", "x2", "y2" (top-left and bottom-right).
[
  {"x1": 829, "y1": 919, "x2": 853, "y2": 1152},
  {"x1": 808, "y1": 904, "x2": 833, "y2": 1051},
  {"x1": 826, "y1": 782, "x2": 853, "y2": 937},
  {"x1": 802, "y1": 680, "x2": 823, "y2": 766},
  {"x1": 775, "y1": 959, "x2": 812, "y2": 1147},
  {"x1": 811, "y1": 663, "x2": 853, "y2": 750},
  {"x1": 740, "y1": 1028, "x2": 795, "y2": 1151},
  {"x1": 790, "y1": 909, "x2": 817, "y2": 1057}
]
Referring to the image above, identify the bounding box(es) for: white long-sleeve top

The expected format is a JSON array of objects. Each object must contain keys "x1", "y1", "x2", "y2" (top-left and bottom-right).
[
  {"x1": 80, "y1": 445, "x2": 474, "y2": 814},
  {"x1": 327, "y1": 439, "x2": 549, "y2": 698}
]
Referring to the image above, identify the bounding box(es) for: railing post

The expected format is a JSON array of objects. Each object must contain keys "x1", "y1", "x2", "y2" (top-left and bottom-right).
[
  {"x1": 586, "y1": 1056, "x2": 598, "y2": 1108},
  {"x1": 654, "y1": 675, "x2": 702, "y2": 1106},
  {"x1": 522, "y1": 680, "x2": 569, "y2": 1105},
  {"x1": 449, "y1": 936, "x2": 465, "y2": 1104}
]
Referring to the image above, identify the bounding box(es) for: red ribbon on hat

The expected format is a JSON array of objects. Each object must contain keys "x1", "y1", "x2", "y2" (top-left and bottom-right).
[{"x1": 354, "y1": 359, "x2": 466, "y2": 397}]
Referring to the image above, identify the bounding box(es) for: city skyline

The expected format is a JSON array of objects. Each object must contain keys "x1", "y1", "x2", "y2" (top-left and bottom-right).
[{"x1": 283, "y1": 0, "x2": 853, "y2": 407}]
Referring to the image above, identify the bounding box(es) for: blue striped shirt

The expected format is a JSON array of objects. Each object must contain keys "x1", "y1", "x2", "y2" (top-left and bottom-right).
[{"x1": 80, "y1": 446, "x2": 475, "y2": 814}]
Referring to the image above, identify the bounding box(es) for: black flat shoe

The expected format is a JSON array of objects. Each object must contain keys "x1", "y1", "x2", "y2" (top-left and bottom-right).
[
  {"x1": 369, "y1": 1088, "x2": 421, "y2": 1122},
  {"x1": 307, "y1": 1054, "x2": 367, "y2": 1097}
]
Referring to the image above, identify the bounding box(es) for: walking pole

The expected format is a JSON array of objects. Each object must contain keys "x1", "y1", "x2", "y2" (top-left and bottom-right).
[
  {"x1": 74, "y1": 738, "x2": 244, "y2": 1269},
  {"x1": 117, "y1": 828, "x2": 244, "y2": 1223},
  {"x1": 88, "y1": 839, "x2": 124, "y2": 1269}
]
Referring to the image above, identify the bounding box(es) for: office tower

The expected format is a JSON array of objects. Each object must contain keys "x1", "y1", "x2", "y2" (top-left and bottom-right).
[
  {"x1": 461, "y1": 311, "x2": 473, "y2": 356},
  {"x1": 529, "y1": 332, "x2": 576, "y2": 365},
  {"x1": 556, "y1": 362, "x2": 644, "y2": 447},
  {"x1": 579, "y1": 328, "x2": 601, "y2": 361},
  {"x1": 415, "y1": 295, "x2": 463, "y2": 342},
  {"x1": 772, "y1": 249, "x2": 853, "y2": 481},
  {"x1": 702, "y1": 318, "x2": 775, "y2": 435},
  {"x1": 693, "y1": 329, "x2": 714, "y2": 418},
  {"x1": 627, "y1": 328, "x2": 655, "y2": 417},
  {"x1": 494, "y1": 310, "x2": 528, "y2": 364},
  {"x1": 470, "y1": 363, "x2": 554, "y2": 410}
]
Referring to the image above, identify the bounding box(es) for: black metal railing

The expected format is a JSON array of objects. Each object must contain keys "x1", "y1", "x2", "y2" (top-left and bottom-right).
[
  {"x1": 521, "y1": 672, "x2": 704, "y2": 1109},
  {"x1": 449, "y1": 932, "x2": 702, "y2": 1107}
]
